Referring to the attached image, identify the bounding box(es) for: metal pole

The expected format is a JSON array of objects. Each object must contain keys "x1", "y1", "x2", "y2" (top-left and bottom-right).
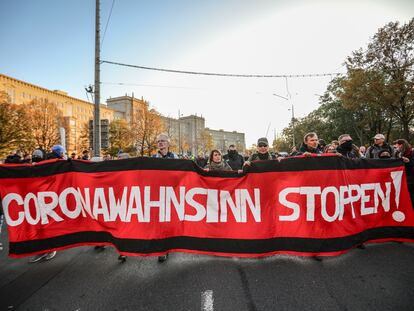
[
  {"x1": 93, "y1": 0, "x2": 101, "y2": 157},
  {"x1": 291, "y1": 103, "x2": 296, "y2": 147},
  {"x1": 178, "y1": 110, "x2": 181, "y2": 155}
]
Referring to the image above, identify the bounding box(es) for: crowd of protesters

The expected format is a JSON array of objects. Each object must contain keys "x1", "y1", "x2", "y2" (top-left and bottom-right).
[
  {"x1": 2, "y1": 131, "x2": 414, "y2": 193},
  {"x1": 2, "y1": 131, "x2": 414, "y2": 185},
  {"x1": 1, "y1": 131, "x2": 414, "y2": 263}
]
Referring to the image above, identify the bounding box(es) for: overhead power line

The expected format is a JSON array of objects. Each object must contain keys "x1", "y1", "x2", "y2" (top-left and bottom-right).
[
  {"x1": 101, "y1": 60, "x2": 344, "y2": 78},
  {"x1": 101, "y1": 81, "x2": 203, "y2": 90},
  {"x1": 101, "y1": 0, "x2": 115, "y2": 47}
]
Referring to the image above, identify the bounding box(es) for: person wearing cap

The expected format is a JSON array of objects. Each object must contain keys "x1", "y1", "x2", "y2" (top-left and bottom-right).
[
  {"x1": 46, "y1": 145, "x2": 66, "y2": 160},
  {"x1": 244, "y1": 137, "x2": 273, "y2": 166},
  {"x1": 297, "y1": 132, "x2": 322, "y2": 155},
  {"x1": 365, "y1": 134, "x2": 394, "y2": 159}
]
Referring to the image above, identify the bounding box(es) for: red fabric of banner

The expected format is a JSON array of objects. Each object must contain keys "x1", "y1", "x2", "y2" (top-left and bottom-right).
[{"x1": 1, "y1": 157, "x2": 414, "y2": 257}]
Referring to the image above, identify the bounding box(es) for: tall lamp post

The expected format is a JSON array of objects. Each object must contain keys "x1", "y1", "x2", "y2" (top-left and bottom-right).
[
  {"x1": 93, "y1": 0, "x2": 101, "y2": 157},
  {"x1": 273, "y1": 93, "x2": 295, "y2": 147}
]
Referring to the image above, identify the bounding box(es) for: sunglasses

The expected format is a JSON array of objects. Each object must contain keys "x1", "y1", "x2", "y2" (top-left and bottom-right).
[{"x1": 258, "y1": 144, "x2": 268, "y2": 147}]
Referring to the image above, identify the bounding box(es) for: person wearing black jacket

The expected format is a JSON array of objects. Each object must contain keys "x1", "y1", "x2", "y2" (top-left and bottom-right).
[
  {"x1": 5, "y1": 151, "x2": 22, "y2": 163},
  {"x1": 365, "y1": 134, "x2": 394, "y2": 159},
  {"x1": 0, "y1": 203, "x2": 3, "y2": 250},
  {"x1": 297, "y1": 132, "x2": 322, "y2": 155},
  {"x1": 46, "y1": 145, "x2": 66, "y2": 160},
  {"x1": 336, "y1": 134, "x2": 361, "y2": 159},
  {"x1": 81, "y1": 150, "x2": 90, "y2": 160},
  {"x1": 394, "y1": 139, "x2": 414, "y2": 209},
  {"x1": 244, "y1": 137, "x2": 274, "y2": 167},
  {"x1": 195, "y1": 152, "x2": 208, "y2": 168},
  {"x1": 223, "y1": 145, "x2": 244, "y2": 170}
]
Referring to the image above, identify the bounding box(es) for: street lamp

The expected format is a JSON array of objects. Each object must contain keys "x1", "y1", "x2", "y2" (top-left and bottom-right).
[{"x1": 273, "y1": 93, "x2": 296, "y2": 147}]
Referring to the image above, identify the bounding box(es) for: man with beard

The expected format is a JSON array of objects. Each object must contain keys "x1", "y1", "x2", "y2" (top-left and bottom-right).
[
  {"x1": 336, "y1": 134, "x2": 361, "y2": 159},
  {"x1": 223, "y1": 144, "x2": 244, "y2": 170},
  {"x1": 244, "y1": 137, "x2": 273, "y2": 167},
  {"x1": 298, "y1": 132, "x2": 322, "y2": 155}
]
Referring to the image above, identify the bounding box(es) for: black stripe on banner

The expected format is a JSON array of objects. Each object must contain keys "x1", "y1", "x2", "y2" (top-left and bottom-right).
[
  {"x1": 9, "y1": 226, "x2": 414, "y2": 256},
  {"x1": 0, "y1": 156, "x2": 404, "y2": 179}
]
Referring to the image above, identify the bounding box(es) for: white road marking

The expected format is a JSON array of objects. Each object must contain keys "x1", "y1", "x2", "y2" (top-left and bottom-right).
[{"x1": 201, "y1": 290, "x2": 214, "y2": 311}]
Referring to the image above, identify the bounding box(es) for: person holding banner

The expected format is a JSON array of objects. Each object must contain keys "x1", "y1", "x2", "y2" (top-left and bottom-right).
[
  {"x1": 297, "y1": 132, "x2": 322, "y2": 156},
  {"x1": 46, "y1": 145, "x2": 66, "y2": 160},
  {"x1": 365, "y1": 134, "x2": 395, "y2": 159},
  {"x1": 152, "y1": 133, "x2": 178, "y2": 262},
  {"x1": 28, "y1": 148, "x2": 57, "y2": 263},
  {"x1": 204, "y1": 150, "x2": 232, "y2": 171},
  {"x1": 223, "y1": 145, "x2": 244, "y2": 170},
  {"x1": 244, "y1": 137, "x2": 273, "y2": 167},
  {"x1": 0, "y1": 205, "x2": 3, "y2": 251},
  {"x1": 336, "y1": 134, "x2": 361, "y2": 159},
  {"x1": 153, "y1": 133, "x2": 179, "y2": 160},
  {"x1": 393, "y1": 139, "x2": 414, "y2": 209}
]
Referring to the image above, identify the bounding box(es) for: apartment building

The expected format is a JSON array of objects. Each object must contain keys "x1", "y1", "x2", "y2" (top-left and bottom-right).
[{"x1": 0, "y1": 73, "x2": 114, "y2": 153}]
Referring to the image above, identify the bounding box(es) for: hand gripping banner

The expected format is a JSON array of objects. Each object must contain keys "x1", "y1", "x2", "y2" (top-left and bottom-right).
[{"x1": 1, "y1": 156, "x2": 414, "y2": 258}]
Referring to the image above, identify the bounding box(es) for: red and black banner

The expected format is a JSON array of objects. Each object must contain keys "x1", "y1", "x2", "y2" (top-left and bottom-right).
[{"x1": 1, "y1": 156, "x2": 414, "y2": 258}]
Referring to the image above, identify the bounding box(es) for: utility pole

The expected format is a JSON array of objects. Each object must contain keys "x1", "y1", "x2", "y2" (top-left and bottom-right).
[
  {"x1": 93, "y1": 0, "x2": 101, "y2": 157},
  {"x1": 178, "y1": 110, "x2": 181, "y2": 155},
  {"x1": 291, "y1": 103, "x2": 295, "y2": 147},
  {"x1": 273, "y1": 92, "x2": 296, "y2": 147}
]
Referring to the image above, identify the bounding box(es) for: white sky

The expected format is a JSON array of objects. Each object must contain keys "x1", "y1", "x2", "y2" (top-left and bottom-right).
[
  {"x1": 111, "y1": 1, "x2": 413, "y2": 147},
  {"x1": 1, "y1": 0, "x2": 412, "y2": 148}
]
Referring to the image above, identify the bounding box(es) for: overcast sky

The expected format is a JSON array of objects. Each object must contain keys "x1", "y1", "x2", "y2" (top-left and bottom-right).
[{"x1": 0, "y1": 0, "x2": 413, "y2": 147}]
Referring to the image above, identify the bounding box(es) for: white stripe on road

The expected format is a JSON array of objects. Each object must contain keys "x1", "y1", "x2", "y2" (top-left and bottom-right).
[{"x1": 201, "y1": 290, "x2": 214, "y2": 311}]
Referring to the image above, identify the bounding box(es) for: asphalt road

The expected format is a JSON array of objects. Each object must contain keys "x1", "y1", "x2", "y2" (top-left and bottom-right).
[{"x1": 1, "y1": 222, "x2": 414, "y2": 311}]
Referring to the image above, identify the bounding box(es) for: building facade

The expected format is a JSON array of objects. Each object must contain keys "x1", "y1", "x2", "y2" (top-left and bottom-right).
[
  {"x1": 0, "y1": 73, "x2": 114, "y2": 153},
  {"x1": 205, "y1": 128, "x2": 246, "y2": 153},
  {"x1": 106, "y1": 95, "x2": 148, "y2": 122},
  {"x1": 1, "y1": 73, "x2": 245, "y2": 156},
  {"x1": 161, "y1": 114, "x2": 246, "y2": 155}
]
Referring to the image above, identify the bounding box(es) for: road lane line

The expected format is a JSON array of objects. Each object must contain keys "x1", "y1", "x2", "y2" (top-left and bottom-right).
[{"x1": 201, "y1": 290, "x2": 214, "y2": 311}]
